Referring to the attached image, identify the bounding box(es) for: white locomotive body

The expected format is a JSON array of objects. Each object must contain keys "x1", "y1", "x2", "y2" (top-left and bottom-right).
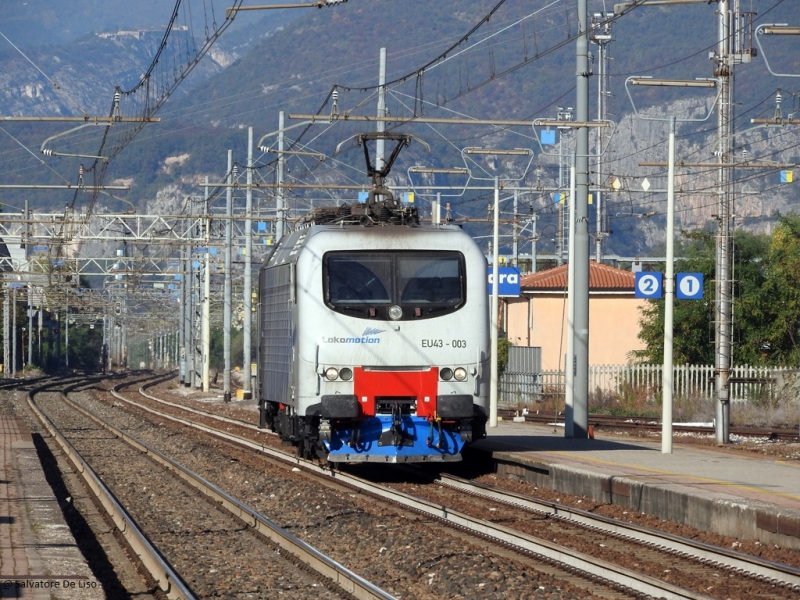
[{"x1": 258, "y1": 214, "x2": 489, "y2": 463}]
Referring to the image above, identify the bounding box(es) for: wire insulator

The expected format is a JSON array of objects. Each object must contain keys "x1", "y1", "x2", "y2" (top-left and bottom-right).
[
  {"x1": 113, "y1": 88, "x2": 122, "y2": 121},
  {"x1": 330, "y1": 88, "x2": 339, "y2": 122}
]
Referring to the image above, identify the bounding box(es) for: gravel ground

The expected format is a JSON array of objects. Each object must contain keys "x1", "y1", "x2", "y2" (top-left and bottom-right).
[
  {"x1": 156, "y1": 380, "x2": 800, "y2": 570},
  {"x1": 383, "y1": 474, "x2": 798, "y2": 599},
  {"x1": 0, "y1": 389, "x2": 157, "y2": 600},
  {"x1": 32, "y1": 388, "x2": 351, "y2": 600},
  {"x1": 99, "y1": 379, "x2": 631, "y2": 599}
]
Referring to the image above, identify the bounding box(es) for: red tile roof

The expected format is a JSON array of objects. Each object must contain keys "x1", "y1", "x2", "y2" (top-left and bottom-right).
[{"x1": 520, "y1": 260, "x2": 636, "y2": 291}]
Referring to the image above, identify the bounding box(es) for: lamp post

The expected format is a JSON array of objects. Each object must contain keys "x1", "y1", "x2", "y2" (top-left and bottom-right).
[
  {"x1": 565, "y1": 154, "x2": 576, "y2": 437},
  {"x1": 11, "y1": 285, "x2": 17, "y2": 378},
  {"x1": 202, "y1": 177, "x2": 211, "y2": 391},
  {"x1": 27, "y1": 290, "x2": 34, "y2": 368},
  {"x1": 531, "y1": 116, "x2": 613, "y2": 438},
  {"x1": 461, "y1": 147, "x2": 534, "y2": 428},
  {"x1": 65, "y1": 287, "x2": 69, "y2": 368},
  {"x1": 626, "y1": 76, "x2": 720, "y2": 454},
  {"x1": 491, "y1": 175, "x2": 500, "y2": 428}
]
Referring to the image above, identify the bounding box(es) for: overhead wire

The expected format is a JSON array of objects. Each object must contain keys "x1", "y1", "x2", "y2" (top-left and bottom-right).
[
  {"x1": 0, "y1": 1, "x2": 660, "y2": 191},
  {"x1": 244, "y1": 1, "x2": 575, "y2": 213},
  {"x1": 287, "y1": 0, "x2": 653, "y2": 153},
  {"x1": 0, "y1": 30, "x2": 89, "y2": 116},
  {"x1": 0, "y1": 126, "x2": 74, "y2": 184},
  {"x1": 7, "y1": 2, "x2": 800, "y2": 246}
]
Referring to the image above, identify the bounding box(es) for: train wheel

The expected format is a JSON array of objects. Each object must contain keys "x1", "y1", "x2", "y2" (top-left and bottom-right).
[
  {"x1": 473, "y1": 415, "x2": 488, "y2": 439},
  {"x1": 299, "y1": 417, "x2": 320, "y2": 459},
  {"x1": 260, "y1": 401, "x2": 278, "y2": 431}
]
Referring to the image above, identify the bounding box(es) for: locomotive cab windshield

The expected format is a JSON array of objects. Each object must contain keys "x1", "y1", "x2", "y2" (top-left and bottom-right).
[{"x1": 324, "y1": 250, "x2": 466, "y2": 320}]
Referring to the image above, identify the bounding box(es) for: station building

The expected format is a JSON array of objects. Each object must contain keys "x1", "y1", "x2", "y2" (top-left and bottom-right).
[{"x1": 504, "y1": 260, "x2": 648, "y2": 371}]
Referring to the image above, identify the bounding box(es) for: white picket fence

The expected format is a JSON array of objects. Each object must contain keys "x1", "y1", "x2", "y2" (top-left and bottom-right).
[{"x1": 499, "y1": 363, "x2": 793, "y2": 407}]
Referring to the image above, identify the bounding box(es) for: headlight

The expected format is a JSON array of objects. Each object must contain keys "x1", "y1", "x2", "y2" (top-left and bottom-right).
[
  {"x1": 388, "y1": 305, "x2": 403, "y2": 320},
  {"x1": 325, "y1": 367, "x2": 339, "y2": 381},
  {"x1": 440, "y1": 367, "x2": 454, "y2": 381},
  {"x1": 339, "y1": 367, "x2": 353, "y2": 381},
  {"x1": 454, "y1": 367, "x2": 468, "y2": 381}
]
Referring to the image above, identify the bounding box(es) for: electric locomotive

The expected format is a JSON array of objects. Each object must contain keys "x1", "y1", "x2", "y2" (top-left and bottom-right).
[{"x1": 257, "y1": 133, "x2": 489, "y2": 462}]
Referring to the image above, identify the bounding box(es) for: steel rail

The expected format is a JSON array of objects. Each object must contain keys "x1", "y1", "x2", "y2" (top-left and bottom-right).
[
  {"x1": 503, "y1": 411, "x2": 800, "y2": 442},
  {"x1": 135, "y1": 375, "x2": 253, "y2": 429},
  {"x1": 127, "y1": 378, "x2": 800, "y2": 589},
  {"x1": 436, "y1": 473, "x2": 800, "y2": 592},
  {"x1": 0, "y1": 375, "x2": 53, "y2": 390},
  {"x1": 67, "y1": 379, "x2": 396, "y2": 600},
  {"x1": 136, "y1": 382, "x2": 800, "y2": 591},
  {"x1": 26, "y1": 378, "x2": 196, "y2": 600},
  {"x1": 132, "y1": 377, "x2": 800, "y2": 593},
  {"x1": 123, "y1": 379, "x2": 714, "y2": 599}
]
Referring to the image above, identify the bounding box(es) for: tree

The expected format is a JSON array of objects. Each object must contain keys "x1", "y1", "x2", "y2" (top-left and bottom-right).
[
  {"x1": 65, "y1": 324, "x2": 104, "y2": 372},
  {"x1": 209, "y1": 326, "x2": 246, "y2": 371},
  {"x1": 748, "y1": 214, "x2": 800, "y2": 365}
]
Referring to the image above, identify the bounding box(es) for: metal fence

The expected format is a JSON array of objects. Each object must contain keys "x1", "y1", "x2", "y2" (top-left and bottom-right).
[
  {"x1": 499, "y1": 347, "x2": 543, "y2": 407},
  {"x1": 499, "y1": 362, "x2": 793, "y2": 408}
]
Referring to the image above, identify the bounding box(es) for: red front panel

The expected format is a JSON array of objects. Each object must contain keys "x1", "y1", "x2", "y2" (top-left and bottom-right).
[{"x1": 353, "y1": 367, "x2": 439, "y2": 418}]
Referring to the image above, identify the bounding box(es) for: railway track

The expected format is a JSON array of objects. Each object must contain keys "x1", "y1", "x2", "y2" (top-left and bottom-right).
[
  {"x1": 389, "y1": 469, "x2": 800, "y2": 598},
  {"x1": 103, "y1": 376, "x2": 632, "y2": 598},
  {"x1": 25, "y1": 376, "x2": 392, "y2": 600},
  {"x1": 95, "y1": 372, "x2": 800, "y2": 599},
  {"x1": 500, "y1": 410, "x2": 800, "y2": 442},
  {"x1": 26, "y1": 376, "x2": 192, "y2": 599}
]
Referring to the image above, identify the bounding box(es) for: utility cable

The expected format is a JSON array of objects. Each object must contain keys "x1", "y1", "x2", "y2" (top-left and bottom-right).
[
  {"x1": 0, "y1": 126, "x2": 73, "y2": 184},
  {"x1": 0, "y1": 30, "x2": 88, "y2": 115}
]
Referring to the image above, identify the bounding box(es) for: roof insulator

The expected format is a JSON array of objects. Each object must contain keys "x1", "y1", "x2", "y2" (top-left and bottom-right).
[
  {"x1": 113, "y1": 88, "x2": 122, "y2": 121},
  {"x1": 330, "y1": 88, "x2": 339, "y2": 123}
]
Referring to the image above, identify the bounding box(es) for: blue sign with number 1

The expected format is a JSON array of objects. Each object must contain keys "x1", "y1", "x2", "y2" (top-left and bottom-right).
[{"x1": 676, "y1": 272, "x2": 704, "y2": 300}]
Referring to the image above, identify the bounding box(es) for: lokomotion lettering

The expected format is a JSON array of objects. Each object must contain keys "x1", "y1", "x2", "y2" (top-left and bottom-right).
[
  {"x1": 322, "y1": 336, "x2": 381, "y2": 344},
  {"x1": 322, "y1": 327, "x2": 384, "y2": 344}
]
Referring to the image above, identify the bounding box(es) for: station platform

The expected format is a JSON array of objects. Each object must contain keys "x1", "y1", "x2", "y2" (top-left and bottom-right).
[
  {"x1": 469, "y1": 420, "x2": 800, "y2": 550},
  {"x1": 0, "y1": 416, "x2": 98, "y2": 598}
]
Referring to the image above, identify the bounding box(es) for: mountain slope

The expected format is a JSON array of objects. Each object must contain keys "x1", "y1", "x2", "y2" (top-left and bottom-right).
[{"x1": 1, "y1": 1, "x2": 799, "y2": 259}]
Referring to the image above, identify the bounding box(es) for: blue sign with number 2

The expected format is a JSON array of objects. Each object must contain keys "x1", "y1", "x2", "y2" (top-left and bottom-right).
[{"x1": 635, "y1": 272, "x2": 663, "y2": 299}]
